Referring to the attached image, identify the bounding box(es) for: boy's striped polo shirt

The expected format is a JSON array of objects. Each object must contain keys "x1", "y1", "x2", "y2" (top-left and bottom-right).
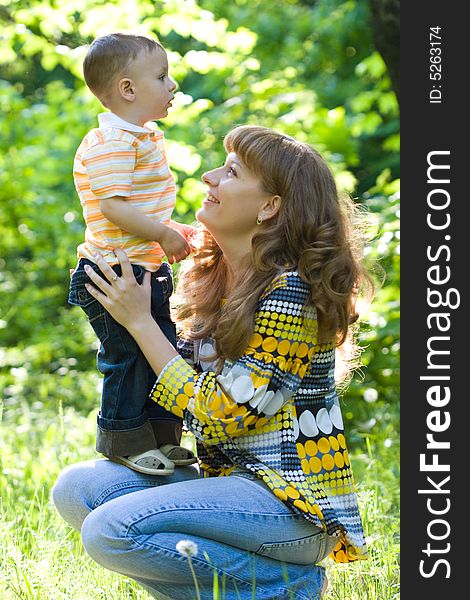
[{"x1": 73, "y1": 112, "x2": 175, "y2": 271}]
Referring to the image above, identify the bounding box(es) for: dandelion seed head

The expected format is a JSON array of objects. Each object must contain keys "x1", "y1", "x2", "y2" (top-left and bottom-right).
[
  {"x1": 363, "y1": 388, "x2": 378, "y2": 403},
  {"x1": 176, "y1": 539, "x2": 199, "y2": 557}
]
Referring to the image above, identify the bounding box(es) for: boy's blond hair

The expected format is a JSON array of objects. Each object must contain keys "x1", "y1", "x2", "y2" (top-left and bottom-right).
[{"x1": 83, "y1": 33, "x2": 164, "y2": 102}]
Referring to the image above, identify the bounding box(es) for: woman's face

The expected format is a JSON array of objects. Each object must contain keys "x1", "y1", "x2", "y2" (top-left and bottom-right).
[{"x1": 197, "y1": 152, "x2": 271, "y2": 240}]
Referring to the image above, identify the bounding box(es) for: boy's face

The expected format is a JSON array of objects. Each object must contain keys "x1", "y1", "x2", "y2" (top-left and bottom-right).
[{"x1": 127, "y1": 47, "x2": 177, "y2": 121}]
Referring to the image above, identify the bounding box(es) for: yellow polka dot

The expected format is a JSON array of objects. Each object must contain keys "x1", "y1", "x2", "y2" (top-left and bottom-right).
[
  {"x1": 329, "y1": 436, "x2": 340, "y2": 451},
  {"x1": 226, "y1": 422, "x2": 239, "y2": 434},
  {"x1": 244, "y1": 415, "x2": 257, "y2": 426},
  {"x1": 222, "y1": 403, "x2": 235, "y2": 415},
  {"x1": 274, "y1": 488, "x2": 288, "y2": 501},
  {"x1": 250, "y1": 333, "x2": 263, "y2": 349},
  {"x1": 343, "y1": 449, "x2": 350, "y2": 466},
  {"x1": 285, "y1": 486, "x2": 300, "y2": 499},
  {"x1": 277, "y1": 340, "x2": 290, "y2": 356},
  {"x1": 184, "y1": 382, "x2": 194, "y2": 396},
  {"x1": 334, "y1": 452, "x2": 345, "y2": 468},
  {"x1": 317, "y1": 437, "x2": 331, "y2": 454},
  {"x1": 312, "y1": 503, "x2": 324, "y2": 519},
  {"x1": 213, "y1": 410, "x2": 225, "y2": 419},
  {"x1": 176, "y1": 394, "x2": 187, "y2": 409},
  {"x1": 338, "y1": 433, "x2": 346, "y2": 449},
  {"x1": 310, "y1": 457, "x2": 322, "y2": 473},
  {"x1": 173, "y1": 406, "x2": 184, "y2": 418},
  {"x1": 322, "y1": 454, "x2": 335, "y2": 470},
  {"x1": 262, "y1": 337, "x2": 277, "y2": 352},
  {"x1": 209, "y1": 396, "x2": 221, "y2": 411},
  {"x1": 194, "y1": 407, "x2": 206, "y2": 421},
  {"x1": 293, "y1": 499, "x2": 308, "y2": 511},
  {"x1": 256, "y1": 418, "x2": 269, "y2": 429},
  {"x1": 296, "y1": 343, "x2": 309, "y2": 358},
  {"x1": 301, "y1": 459, "x2": 310, "y2": 474},
  {"x1": 233, "y1": 405, "x2": 248, "y2": 417},
  {"x1": 335, "y1": 550, "x2": 347, "y2": 563},
  {"x1": 305, "y1": 440, "x2": 318, "y2": 457},
  {"x1": 296, "y1": 443, "x2": 306, "y2": 459},
  {"x1": 289, "y1": 341, "x2": 299, "y2": 356}
]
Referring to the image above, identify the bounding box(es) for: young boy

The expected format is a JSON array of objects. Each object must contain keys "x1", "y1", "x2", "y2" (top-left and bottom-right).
[{"x1": 68, "y1": 33, "x2": 196, "y2": 475}]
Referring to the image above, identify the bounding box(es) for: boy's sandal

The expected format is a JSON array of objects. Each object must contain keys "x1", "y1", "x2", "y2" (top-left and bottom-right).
[
  {"x1": 106, "y1": 449, "x2": 175, "y2": 476},
  {"x1": 158, "y1": 443, "x2": 198, "y2": 466}
]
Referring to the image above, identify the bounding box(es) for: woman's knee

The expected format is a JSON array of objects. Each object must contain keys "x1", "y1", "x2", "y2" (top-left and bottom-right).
[
  {"x1": 51, "y1": 461, "x2": 96, "y2": 530},
  {"x1": 81, "y1": 504, "x2": 155, "y2": 576}
]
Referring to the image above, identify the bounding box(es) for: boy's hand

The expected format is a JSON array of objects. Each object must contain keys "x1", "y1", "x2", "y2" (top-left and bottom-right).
[
  {"x1": 159, "y1": 225, "x2": 191, "y2": 264},
  {"x1": 169, "y1": 221, "x2": 198, "y2": 249}
]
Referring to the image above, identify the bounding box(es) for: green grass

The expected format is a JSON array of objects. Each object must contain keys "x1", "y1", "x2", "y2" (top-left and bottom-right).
[{"x1": 0, "y1": 398, "x2": 399, "y2": 599}]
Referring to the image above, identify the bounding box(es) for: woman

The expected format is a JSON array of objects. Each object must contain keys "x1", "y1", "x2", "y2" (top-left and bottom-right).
[{"x1": 53, "y1": 125, "x2": 372, "y2": 599}]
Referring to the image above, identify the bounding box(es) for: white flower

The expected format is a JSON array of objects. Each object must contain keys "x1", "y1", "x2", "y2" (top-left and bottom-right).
[
  {"x1": 176, "y1": 539, "x2": 199, "y2": 558},
  {"x1": 363, "y1": 388, "x2": 378, "y2": 403}
]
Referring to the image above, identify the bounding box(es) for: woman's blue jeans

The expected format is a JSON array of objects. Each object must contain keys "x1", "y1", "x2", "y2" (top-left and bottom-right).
[{"x1": 52, "y1": 460, "x2": 333, "y2": 599}]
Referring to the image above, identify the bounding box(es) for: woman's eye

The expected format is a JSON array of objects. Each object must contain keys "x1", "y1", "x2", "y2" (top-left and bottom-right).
[{"x1": 228, "y1": 166, "x2": 237, "y2": 176}]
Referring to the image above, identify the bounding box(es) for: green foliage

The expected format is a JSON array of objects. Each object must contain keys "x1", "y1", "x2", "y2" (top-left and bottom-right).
[{"x1": 1, "y1": 6, "x2": 399, "y2": 593}]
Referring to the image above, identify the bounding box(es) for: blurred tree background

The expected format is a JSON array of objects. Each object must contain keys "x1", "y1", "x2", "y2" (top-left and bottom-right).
[{"x1": 0, "y1": 0, "x2": 399, "y2": 454}]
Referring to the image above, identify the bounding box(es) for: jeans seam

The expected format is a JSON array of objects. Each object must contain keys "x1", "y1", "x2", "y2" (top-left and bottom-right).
[
  {"x1": 93, "y1": 480, "x2": 157, "y2": 509},
  {"x1": 100, "y1": 346, "x2": 136, "y2": 423},
  {"x1": 126, "y1": 506, "x2": 306, "y2": 522}
]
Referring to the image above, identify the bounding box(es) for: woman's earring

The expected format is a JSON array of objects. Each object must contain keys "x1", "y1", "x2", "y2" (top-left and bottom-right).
[{"x1": 256, "y1": 215, "x2": 263, "y2": 225}]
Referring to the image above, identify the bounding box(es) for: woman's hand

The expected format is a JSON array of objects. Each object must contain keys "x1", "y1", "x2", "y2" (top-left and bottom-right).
[{"x1": 84, "y1": 249, "x2": 154, "y2": 335}]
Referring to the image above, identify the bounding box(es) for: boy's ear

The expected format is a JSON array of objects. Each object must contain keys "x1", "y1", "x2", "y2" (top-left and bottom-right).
[{"x1": 118, "y1": 78, "x2": 136, "y2": 102}]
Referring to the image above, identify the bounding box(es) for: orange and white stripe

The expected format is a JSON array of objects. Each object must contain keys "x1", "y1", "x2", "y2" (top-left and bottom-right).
[{"x1": 73, "y1": 112, "x2": 175, "y2": 271}]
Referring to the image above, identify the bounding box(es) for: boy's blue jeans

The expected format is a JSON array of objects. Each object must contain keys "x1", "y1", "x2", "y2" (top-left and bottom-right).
[
  {"x1": 52, "y1": 459, "x2": 332, "y2": 600},
  {"x1": 69, "y1": 258, "x2": 181, "y2": 456}
]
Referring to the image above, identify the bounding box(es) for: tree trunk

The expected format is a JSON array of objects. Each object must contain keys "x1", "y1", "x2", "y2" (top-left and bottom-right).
[{"x1": 369, "y1": 0, "x2": 400, "y2": 104}]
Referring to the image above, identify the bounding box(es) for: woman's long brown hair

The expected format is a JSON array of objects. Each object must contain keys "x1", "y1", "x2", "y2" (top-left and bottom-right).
[{"x1": 175, "y1": 126, "x2": 374, "y2": 375}]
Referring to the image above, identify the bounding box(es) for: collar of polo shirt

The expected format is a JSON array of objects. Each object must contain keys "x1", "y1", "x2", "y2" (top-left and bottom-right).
[{"x1": 98, "y1": 112, "x2": 160, "y2": 137}]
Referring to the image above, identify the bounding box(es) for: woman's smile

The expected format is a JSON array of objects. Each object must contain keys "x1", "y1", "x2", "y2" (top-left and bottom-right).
[{"x1": 203, "y1": 192, "x2": 220, "y2": 205}]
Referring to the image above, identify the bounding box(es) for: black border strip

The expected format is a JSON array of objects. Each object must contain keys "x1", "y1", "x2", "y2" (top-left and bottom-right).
[{"x1": 401, "y1": 3, "x2": 465, "y2": 596}]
